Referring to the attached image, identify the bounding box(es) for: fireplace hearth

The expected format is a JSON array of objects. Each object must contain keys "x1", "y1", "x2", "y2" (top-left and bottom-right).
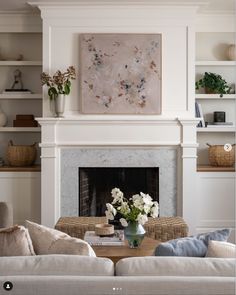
[{"x1": 79, "y1": 167, "x2": 159, "y2": 216}]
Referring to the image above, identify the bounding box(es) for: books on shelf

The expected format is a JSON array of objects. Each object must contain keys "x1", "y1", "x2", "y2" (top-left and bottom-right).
[
  {"x1": 195, "y1": 102, "x2": 205, "y2": 127},
  {"x1": 84, "y1": 230, "x2": 125, "y2": 246}
]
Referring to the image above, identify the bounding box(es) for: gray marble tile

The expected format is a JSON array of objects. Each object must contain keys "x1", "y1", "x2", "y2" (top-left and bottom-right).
[{"x1": 61, "y1": 148, "x2": 177, "y2": 217}]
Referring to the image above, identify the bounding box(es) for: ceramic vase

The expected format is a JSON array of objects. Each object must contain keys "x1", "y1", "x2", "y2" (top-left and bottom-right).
[
  {"x1": 124, "y1": 221, "x2": 146, "y2": 248},
  {"x1": 0, "y1": 105, "x2": 7, "y2": 127},
  {"x1": 55, "y1": 94, "x2": 65, "y2": 117},
  {"x1": 227, "y1": 44, "x2": 236, "y2": 61}
]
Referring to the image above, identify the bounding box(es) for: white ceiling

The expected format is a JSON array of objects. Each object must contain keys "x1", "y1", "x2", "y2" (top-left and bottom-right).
[{"x1": 0, "y1": 0, "x2": 235, "y2": 14}]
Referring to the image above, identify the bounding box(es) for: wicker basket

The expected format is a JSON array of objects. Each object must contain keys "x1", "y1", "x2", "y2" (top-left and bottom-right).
[
  {"x1": 207, "y1": 143, "x2": 235, "y2": 167},
  {"x1": 7, "y1": 140, "x2": 37, "y2": 167}
]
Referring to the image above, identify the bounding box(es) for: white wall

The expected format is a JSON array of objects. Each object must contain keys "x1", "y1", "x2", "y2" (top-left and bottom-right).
[{"x1": 39, "y1": 3, "x2": 197, "y2": 118}]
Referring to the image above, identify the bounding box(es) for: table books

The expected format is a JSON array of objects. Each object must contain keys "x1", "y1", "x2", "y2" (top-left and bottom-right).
[{"x1": 84, "y1": 230, "x2": 125, "y2": 246}]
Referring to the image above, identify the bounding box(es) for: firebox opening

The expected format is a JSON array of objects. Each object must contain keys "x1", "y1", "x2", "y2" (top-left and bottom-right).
[{"x1": 79, "y1": 167, "x2": 159, "y2": 216}]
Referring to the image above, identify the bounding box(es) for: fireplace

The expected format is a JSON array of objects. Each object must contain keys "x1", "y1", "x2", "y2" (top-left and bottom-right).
[{"x1": 79, "y1": 167, "x2": 159, "y2": 216}]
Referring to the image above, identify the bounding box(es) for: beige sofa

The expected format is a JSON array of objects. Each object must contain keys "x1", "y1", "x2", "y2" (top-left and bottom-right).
[{"x1": 0, "y1": 255, "x2": 234, "y2": 295}]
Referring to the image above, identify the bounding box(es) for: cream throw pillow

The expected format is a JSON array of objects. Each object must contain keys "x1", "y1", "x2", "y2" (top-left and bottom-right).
[
  {"x1": 0, "y1": 225, "x2": 35, "y2": 256},
  {"x1": 25, "y1": 220, "x2": 96, "y2": 257},
  {"x1": 206, "y1": 240, "x2": 236, "y2": 258}
]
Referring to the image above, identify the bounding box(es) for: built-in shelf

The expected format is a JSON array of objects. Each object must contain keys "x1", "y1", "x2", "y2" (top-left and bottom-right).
[
  {"x1": 0, "y1": 165, "x2": 41, "y2": 172},
  {"x1": 0, "y1": 61, "x2": 42, "y2": 66},
  {"x1": 197, "y1": 165, "x2": 235, "y2": 172},
  {"x1": 0, "y1": 93, "x2": 42, "y2": 100},
  {"x1": 195, "y1": 94, "x2": 236, "y2": 100},
  {"x1": 197, "y1": 126, "x2": 236, "y2": 132},
  {"x1": 0, "y1": 127, "x2": 41, "y2": 132},
  {"x1": 195, "y1": 61, "x2": 236, "y2": 66}
]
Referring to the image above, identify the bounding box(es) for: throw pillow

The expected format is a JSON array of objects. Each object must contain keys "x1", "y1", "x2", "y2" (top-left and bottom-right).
[
  {"x1": 25, "y1": 220, "x2": 96, "y2": 257},
  {"x1": 0, "y1": 225, "x2": 35, "y2": 256},
  {"x1": 155, "y1": 229, "x2": 231, "y2": 257},
  {"x1": 206, "y1": 240, "x2": 236, "y2": 258}
]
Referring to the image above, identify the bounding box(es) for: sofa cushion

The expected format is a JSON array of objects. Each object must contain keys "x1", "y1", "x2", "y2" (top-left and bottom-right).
[
  {"x1": 0, "y1": 225, "x2": 35, "y2": 256},
  {"x1": 116, "y1": 256, "x2": 235, "y2": 277},
  {"x1": 206, "y1": 240, "x2": 236, "y2": 258},
  {"x1": 25, "y1": 220, "x2": 95, "y2": 257},
  {"x1": 155, "y1": 229, "x2": 230, "y2": 257},
  {"x1": 0, "y1": 255, "x2": 114, "y2": 276}
]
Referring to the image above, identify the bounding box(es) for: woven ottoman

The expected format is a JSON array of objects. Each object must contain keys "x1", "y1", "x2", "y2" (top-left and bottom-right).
[
  {"x1": 144, "y1": 216, "x2": 188, "y2": 241},
  {"x1": 55, "y1": 216, "x2": 188, "y2": 241}
]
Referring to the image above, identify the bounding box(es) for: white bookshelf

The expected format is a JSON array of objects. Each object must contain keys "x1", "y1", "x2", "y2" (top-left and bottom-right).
[
  {"x1": 197, "y1": 126, "x2": 235, "y2": 133},
  {"x1": 196, "y1": 61, "x2": 236, "y2": 66},
  {"x1": 0, "y1": 127, "x2": 41, "y2": 132},
  {"x1": 0, "y1": 61, "x2": 42, "y2": 66},
  {"x1": 195, "y1": 94, "x2": 236, "y2": 100},
  {"x1": 0, "y1": 93, "x2": 42, "y2": 100}
]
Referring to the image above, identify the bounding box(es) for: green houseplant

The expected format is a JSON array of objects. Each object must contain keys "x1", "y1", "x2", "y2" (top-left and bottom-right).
[{"x1": 195, "y1": 72, "x2": 231, "y2": 97}]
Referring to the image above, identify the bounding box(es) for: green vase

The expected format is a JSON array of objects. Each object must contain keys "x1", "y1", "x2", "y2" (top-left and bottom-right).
[{"x1": 124, "y1": 221, "x2": 146, "y2": 248}]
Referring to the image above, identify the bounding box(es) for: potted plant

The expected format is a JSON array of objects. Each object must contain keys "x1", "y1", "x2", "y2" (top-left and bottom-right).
[
  {"x1": 195, "y1": 72, "x2": 231, "y2": 97},
  {"x1": 41, "y1": 66, "x2": 76, "y2": 117},
  {"x1": 105, "y1": 188, "x2": 159, "y2": 248}
]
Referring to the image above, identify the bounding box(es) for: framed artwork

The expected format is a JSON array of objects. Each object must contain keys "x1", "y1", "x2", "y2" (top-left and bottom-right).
[{"x1": 80, "y1": 34, "x2": 161, "y2": 114}]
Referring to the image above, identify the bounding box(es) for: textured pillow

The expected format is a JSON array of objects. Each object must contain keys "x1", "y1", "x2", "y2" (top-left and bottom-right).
[
  {"x1": 206, "y1": 240, "x2": 236, "y2": 258},
  {"x1": 155, "y1": 229, "x2": 231, "y2": 257},
  {"x1": 0, "y1": 225, "x2": 35, "y2": 256},
  {"x1": 25, "y1": 220, "x2": 96, "y2": 257}
]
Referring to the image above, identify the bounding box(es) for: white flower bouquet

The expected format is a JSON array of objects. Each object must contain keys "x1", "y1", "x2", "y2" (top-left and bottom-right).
[{"x1": 105, "y1": 188, "x2": 159, "y2": 227}]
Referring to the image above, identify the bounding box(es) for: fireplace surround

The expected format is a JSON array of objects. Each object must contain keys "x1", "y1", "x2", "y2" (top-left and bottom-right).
[{"x1": 61, "y1": 148, "x2": 176, "y2": 218}]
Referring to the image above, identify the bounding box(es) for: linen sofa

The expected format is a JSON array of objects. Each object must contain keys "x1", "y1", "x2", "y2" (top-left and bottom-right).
[{"x1": 0, "y1": 255, "x2": 234, "y2": 295}]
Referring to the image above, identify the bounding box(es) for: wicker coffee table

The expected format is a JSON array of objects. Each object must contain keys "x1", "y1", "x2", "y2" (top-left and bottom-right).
[
  {"x1": 92, "y1": 237, "x2": 160, "y2": 264},
  {"x1": 55, "y1": 216, "x2": 188, "y2": 242}
]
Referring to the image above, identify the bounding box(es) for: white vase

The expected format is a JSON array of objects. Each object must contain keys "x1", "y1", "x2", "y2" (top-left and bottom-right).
[
  {"x1": 0, "y1": 105, "x2": 7, "y2": 127},
  {"x1": 227, "y1": 44, "x2": 236, "y2": 61},
  {"x1": 55, "y1": 94, "x2": 65, "y2": 117}
]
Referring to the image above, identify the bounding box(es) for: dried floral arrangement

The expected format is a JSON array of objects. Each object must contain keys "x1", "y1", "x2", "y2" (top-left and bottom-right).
[{"x1": 41, "y1": 66, "x2": 76, "y2": 100}]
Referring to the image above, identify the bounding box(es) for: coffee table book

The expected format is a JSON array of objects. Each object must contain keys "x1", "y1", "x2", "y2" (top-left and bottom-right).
[{"x1": 84, "y1": 230, "x2": 125, "y2": 246}]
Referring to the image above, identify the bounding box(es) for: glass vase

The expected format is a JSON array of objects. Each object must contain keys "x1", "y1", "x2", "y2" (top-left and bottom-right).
[{"x1": 124, "y1": 221, "x2": 146, "y2": 248}]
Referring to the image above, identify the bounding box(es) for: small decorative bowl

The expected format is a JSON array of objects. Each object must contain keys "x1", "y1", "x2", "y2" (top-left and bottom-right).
[{"x1": 95, "y1": 223, "x2": 114, "y2": 236}]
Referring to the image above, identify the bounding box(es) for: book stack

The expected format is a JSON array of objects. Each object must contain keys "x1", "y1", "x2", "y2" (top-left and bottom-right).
[
  {"x1": 13, "y1": 114, "x2": 38, "y2": 127},
  {"x1": 84, "y1": 230, "x2": 125, "y2": 246},
  {"x1": 195, "y1": 102, "x2": 205, "y2": 127}
]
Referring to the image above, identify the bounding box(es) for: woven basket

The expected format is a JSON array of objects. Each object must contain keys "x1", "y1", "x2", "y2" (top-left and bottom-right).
[
  {"x1": 207, "y1": 143, "x2": 235, "y2": 167},
  {"x1": 7, "y1": 140, "x2": 37, "y2": 167}
]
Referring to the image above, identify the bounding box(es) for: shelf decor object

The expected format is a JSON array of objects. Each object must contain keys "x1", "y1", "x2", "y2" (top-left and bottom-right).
[
  {"x1": 6, "y1": 140, "x2": 37, "y2": 167},
  {"x1": 80, "y1": 33, "x2": 162, "y2": 114},
  {"x1": 195, "y1": 72, "x2": 231, "y2": 97},
  {"x1": 207, "y1": 143, "x2": 235, "y2": 167},
  {"x1": 227, "y1": 44, "x2": 236, "y2": 61},
  {"x1": 41, "y1": 66, "x2": 76, "y2": 117},
  {"x1": 0, "y1": 105, "x2": 7, "y2": 127}
]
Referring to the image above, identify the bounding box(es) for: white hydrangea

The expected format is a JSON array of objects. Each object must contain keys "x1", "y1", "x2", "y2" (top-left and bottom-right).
[
  {"x1": 119, "y1": 218, "x2": 128, "y2": 227},
  {"x1": 111, "y1": 187, "x2": 124, "y2": 204},
  {"x1": 137, "y1": 213, "x2": 148, "y2": 225},
  {"x1": 143, "y1": 203, "x2": 152, "y2": 214},
  {"x1": 132, "y1": 194, "x2": 144, "y2": 210},
  {"x1": 141, "y1": 192, "x2": 153, "y2": 206},
  {"x1": 150, "y1": 201, "x2": 159, "y2": 218},
  {"x1": 105, "y1": 203, "x2": 117, "y2": 220}
]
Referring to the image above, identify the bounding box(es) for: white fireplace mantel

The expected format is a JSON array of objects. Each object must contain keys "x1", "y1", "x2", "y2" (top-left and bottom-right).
[{"x1": 37, "y1": 116, "x2": 199, "y2": 234}]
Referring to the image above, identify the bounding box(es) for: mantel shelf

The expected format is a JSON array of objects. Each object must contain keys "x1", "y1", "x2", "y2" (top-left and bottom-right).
[
  {"x1": 195, "y1": 94, "x2": 236, "y2": 100},
  {"x1": 0, "y1": 61, "x2": 42, "y2": 66},
  {"x1": 0, "y1": 93, "x2": 42, "y2": 100},
  {"x1": 195, "y1": 61, "x2": 236, "y2": 66},
  {"x1": 0, "y1": 127, "x2": 41, "y2": 132}
]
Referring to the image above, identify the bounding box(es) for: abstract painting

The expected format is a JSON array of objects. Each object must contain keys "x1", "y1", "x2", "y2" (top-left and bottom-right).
[{"x1": 80, "y1": 34, "x2": 161, "y2": 114}]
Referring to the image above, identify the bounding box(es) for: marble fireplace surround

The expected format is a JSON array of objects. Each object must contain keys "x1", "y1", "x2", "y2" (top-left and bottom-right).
[
  {"x1": 38, "y1": 116, "x2": 198, "y2": 234},
  {"x1": 61, "y1": 148, "x2": 177, "y2": 217}
]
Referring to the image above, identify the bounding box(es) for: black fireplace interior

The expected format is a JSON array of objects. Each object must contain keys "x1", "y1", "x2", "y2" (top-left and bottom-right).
[{"x1": 79, "y1": 167, "x2": 159, "y2": 216}]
